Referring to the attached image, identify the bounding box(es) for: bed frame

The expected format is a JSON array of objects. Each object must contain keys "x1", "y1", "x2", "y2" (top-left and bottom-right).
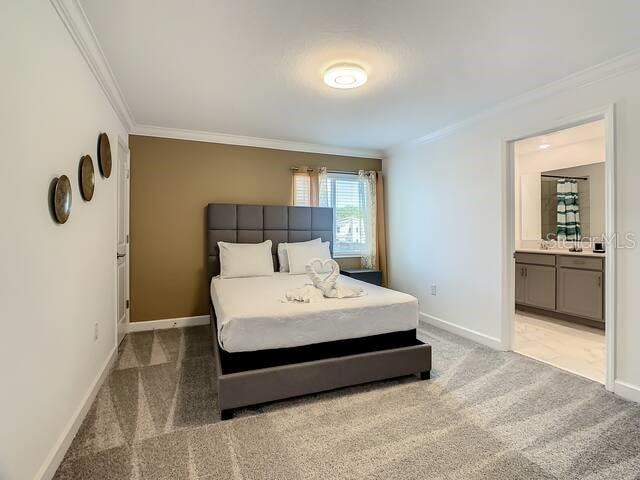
[{"x1": 206, "y1": 203, "x2": 431, "y2": 419}]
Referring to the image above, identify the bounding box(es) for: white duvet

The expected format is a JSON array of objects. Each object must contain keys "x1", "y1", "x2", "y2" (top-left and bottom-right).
[{"x1": 210, "y1": 273, "x2": 418, "y2": 352}]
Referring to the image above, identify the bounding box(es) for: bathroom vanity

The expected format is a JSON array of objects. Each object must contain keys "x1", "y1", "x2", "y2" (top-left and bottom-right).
[{"x1": 515, "y1": 250, "x2": 604, "y2": 327}]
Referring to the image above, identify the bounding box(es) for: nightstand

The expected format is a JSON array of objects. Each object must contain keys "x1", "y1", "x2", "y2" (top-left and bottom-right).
[{"x1": 340, "y1": 268, "x2": 382, "y2": 286}]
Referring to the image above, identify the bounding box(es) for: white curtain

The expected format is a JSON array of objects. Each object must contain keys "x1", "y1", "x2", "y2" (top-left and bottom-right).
[
  {"x1": 291, "y1": 167, "x2": 326, "y2": 206},
  {"x1": 359, "y1": 170, "x2": 377, "y2": 269},
  {"x1": 318, "y1": 167, "x2": 328, "y2": 206}
]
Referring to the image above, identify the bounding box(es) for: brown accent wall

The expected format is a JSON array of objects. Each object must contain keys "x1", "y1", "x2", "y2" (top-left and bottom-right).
[{"x1": 129, "y1": 135, "x2": 381, "y2": 322}]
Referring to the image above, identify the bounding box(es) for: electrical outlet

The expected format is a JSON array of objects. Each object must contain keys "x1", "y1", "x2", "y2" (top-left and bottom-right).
[
  {"x1": 430, "y1": 284, "x2": 437, "y2": 296},
  {"x1": 94, "y1": 322, "x2": 99, "y2": 341}
]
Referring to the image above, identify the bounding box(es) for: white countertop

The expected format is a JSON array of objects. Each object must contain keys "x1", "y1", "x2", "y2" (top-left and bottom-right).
[{"x1": 516, "y1": 248, "x2": 605, "y2": 258}]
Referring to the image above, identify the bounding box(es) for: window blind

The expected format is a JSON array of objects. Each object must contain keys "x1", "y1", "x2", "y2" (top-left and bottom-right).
[{"x1": 293, "y1": 174, "x2": 311, "y2": 206}]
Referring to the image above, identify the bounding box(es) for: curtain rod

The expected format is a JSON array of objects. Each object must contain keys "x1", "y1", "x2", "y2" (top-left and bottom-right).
[
  {"x1": 290, "y1": 167, "x2": 359, "y2": 175},
  {"x1": 541, "y1": 174, "x2": 588, "y2": 181}
]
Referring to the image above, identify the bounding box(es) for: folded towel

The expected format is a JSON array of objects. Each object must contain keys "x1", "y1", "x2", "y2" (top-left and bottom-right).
[
  {"x1": 323, "y1": 283, "x2": 364, "y2": 299},
  {"x1": 282, "y1": 284, "x2": 325, "y2": 303}
]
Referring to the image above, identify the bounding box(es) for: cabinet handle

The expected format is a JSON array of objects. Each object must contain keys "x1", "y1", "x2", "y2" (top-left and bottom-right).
[
  {"x1": 597, "y1": 275, "x2": 601, "y2": 288},
  {"x1": 525, "y1": 267, "x2": 527, "y2": 277}
]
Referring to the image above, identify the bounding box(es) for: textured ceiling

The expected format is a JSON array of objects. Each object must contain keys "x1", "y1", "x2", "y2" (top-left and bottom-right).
[{"x1": 80, "y1": 0, "x2": 640, "y2": 152}]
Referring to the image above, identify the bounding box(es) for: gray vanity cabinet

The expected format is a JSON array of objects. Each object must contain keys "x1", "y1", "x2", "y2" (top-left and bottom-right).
[
  {"x1": 515, "y1": 265, "x2": 526, "y2": 304},
  {"x1": 515, "y1": 262, "x2": 556, "y2": 310},
  {"x1": 557, "y1": 263, "x2": 603, "y2": 321},
  {"x1": 515, "y1": 252, "x2": 604, "y2": 324}
]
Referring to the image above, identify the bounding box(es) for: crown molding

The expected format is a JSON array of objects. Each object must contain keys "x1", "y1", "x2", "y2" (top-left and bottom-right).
[
  {"x1": 390, "y1": 47, "x2": 640, "y2": 154},
  {"x1": 133, "y1": 124, "x2": 384, "y2": 159},
  {"x1": 55, "y1": 0, "x2": 639, "y2": 160},
  {"x1": 50, "y1": 0, "x2": 135, "y2": 131}
]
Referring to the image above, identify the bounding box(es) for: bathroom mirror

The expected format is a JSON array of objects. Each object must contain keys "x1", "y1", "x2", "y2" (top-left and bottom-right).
[
  {"x1": 540, "y1": 174, "x2": 590, "y2": 241},
  {"x1": 519, "y1": 163, "x2": 604, "y2": 242}
]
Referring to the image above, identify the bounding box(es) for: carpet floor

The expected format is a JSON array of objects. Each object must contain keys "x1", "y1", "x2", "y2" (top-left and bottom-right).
[{"x1": 54, "y1": 324, "x2": 640, "y2": 479}]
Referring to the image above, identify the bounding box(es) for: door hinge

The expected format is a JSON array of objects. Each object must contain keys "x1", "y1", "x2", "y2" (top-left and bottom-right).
[{"x1": 126, "y1": 299, "x2": 130, "y2": 309}]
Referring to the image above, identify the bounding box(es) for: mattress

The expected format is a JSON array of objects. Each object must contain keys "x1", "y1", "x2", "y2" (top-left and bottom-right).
[{"x1": 210, "y1": 273, "x2": 419, "y2": 353}]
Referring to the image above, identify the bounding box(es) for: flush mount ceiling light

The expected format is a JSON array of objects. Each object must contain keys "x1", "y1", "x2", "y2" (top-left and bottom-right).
[
  {"x1": 538, "y1": 143, "x2": 551, "y2": 149},
  {"x1": 323, "y1": 64, "x2": 368, "y2": 89}
]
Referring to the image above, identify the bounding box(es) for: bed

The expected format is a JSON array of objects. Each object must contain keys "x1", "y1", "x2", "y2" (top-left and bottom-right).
[{"x1": 207, "y1": 203, "x2": 431, "y2": 419}]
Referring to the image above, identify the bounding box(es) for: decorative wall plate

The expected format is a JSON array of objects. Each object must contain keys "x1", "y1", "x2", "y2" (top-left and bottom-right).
[
  {"x1": 53, "y1": 175, "x2": 72, "y2": 224},
  {"x1": 79, "y1": 155, "x2": 95, "y2": 201},
  {"x1": 98, "y1": 132, "x2": 112, "y2": 178}
]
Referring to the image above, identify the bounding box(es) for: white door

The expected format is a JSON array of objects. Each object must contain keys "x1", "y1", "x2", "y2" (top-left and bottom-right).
[{"x1": 116, "y1": 138, "x2": 130, "y2": 345}]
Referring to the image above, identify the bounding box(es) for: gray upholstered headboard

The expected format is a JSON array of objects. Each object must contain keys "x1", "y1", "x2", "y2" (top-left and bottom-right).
[{"x1": 206, "y1": 204, "x2": 334, "y2": 280}]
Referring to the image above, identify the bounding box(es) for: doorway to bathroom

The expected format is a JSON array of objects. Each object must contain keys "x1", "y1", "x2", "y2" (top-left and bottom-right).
[{"x1": 502, "y1": 107, "x2": 616, "y2": 389}]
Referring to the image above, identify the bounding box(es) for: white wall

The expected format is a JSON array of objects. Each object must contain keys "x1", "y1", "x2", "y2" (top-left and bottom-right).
[
  {"x1": 519, "y1": 173, "x2": 542, "y2": 242},
  {"x1": 0, "y1": 2, "x2": 127, "y2": 479},
  {"x1": 385, "y1": 64, "x2": 640, "y2": 396}
]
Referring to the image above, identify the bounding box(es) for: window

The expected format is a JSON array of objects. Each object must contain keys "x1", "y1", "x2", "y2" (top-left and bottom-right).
[
  {"x1": 293, "y1": 171, "x2": 373, "y2": 257},
  {"x1": 322, "y1": 173, "x2": 371, "y2": 257}
]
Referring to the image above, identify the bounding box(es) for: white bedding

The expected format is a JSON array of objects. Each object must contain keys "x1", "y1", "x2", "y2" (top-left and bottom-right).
[{"x1": 210, "y1": 273, "x2": 419, "y2": 352}]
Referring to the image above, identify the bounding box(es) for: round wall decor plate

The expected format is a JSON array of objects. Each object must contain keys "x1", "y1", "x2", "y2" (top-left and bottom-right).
[
  {"x1": 79, "y1": 154, "x2": 95, "y2": 201},
  {"x1": 53, "y1": 175, "x2": 72, "y2": 224},
  {"x1": 98, "y1": 132, "x2": 112, "y2": 178}
]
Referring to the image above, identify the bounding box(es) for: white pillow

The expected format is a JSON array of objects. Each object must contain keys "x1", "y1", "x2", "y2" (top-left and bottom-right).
[
  {"x1": 287, "y1": 241, "x2": 332, "y2": 275},
  {"x1": 218, "y1": 240, "x2": 274, "y2": 279},
  {"x1": 277, "y1": 238, "x2": 322, "y2": 272}
]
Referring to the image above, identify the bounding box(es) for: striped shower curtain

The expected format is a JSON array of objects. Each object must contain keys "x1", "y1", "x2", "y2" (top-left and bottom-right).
[{"x1": 556, "y1": 178, "x2": 581, "y2": 240}]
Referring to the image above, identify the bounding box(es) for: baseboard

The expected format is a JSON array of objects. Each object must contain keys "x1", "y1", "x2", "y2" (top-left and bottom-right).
[
  {"x1": 419, "y1": 312, "x2": 504, "y2": 350},
  {"x1": 614, "y1": 380, "x2": 640, "y2": 404},
  {"x1": 36, "y1": 346, "x2": 117, "y2": 480},
  {"x1": 127, "y1": 315, "x2": 210, "y2": 332}
]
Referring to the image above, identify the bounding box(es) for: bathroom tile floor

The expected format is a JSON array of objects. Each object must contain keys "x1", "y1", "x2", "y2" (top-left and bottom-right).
[{"x1": 514, "y1": 310, "x2": 605, "y2": 383}]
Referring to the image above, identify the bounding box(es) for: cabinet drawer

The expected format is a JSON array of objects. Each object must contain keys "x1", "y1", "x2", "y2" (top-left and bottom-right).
[
  {"x1": 514, "y1": 252, "x2": 556, "y2": 266},
  {"x1": 557, "y1": 256, "x2": 603, "y2": 271}
]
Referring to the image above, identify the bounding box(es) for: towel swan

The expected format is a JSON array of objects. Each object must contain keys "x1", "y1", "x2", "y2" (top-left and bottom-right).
[{"x1": 283, "y1": 258, "x2": 364, "y2": 303}]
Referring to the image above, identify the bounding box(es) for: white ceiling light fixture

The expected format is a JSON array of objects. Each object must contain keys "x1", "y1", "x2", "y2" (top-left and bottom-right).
[
  {"x1": 538, "y1": 136, "x2": 551, "y2": 149},
  {"x1": 323, "y1": 64, "x2": 368, "y2": 89}
]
